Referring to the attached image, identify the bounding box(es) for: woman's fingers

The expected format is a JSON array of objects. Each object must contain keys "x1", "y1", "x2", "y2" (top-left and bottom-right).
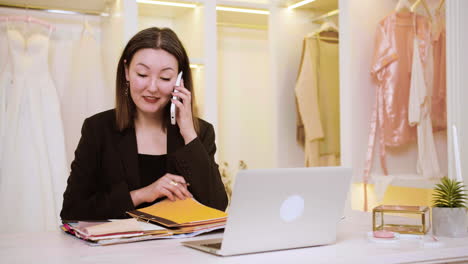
[
  {"x1": 160, "y1": 187, "x2": 175, "y2": 201},
  {"x1": 168, "y1": 185, "x2": 186, "y2": 200},
  {"x1": 163, "y1": 174, "x2": 192, "y2": 200},
  {"x1": 175, "y1": 85, "x2": 191, "y2": 97},
  {"x1": 167, "y1": 174, "x2": 187, "y2": 185},
  {"x1": 165, "y1": 182, "x2": 191, "y2": 200},
  {"x1": 172, "y1": 91, "x2": 189, "y2": 105},
  {"x1": 172, "y1": 86, "x2": 191, "y2": 105}
]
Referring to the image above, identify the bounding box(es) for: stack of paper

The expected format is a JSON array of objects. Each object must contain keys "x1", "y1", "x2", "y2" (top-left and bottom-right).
[
  {"x1": 61, "y1": 218, "x2": 171, "y2": 246},
  {"x1": 127, "y1": 198, "x2": 227, "y2": 234},
  {"x1": 61, "y1": 198, "x2": 227, "y2": 246}
]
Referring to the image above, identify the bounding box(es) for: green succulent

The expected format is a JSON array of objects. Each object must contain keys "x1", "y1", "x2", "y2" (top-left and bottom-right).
[{"x1": 432, "y1": 177, "x2": 467, "y2": 208}]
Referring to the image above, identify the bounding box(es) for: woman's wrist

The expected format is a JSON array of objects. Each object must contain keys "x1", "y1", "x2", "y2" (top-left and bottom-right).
[
  {"x1": 130, "y1": 187, "x2": 148, "y2": 207},
  {"x1": 181, "y1": 129, "x2": 197, "y2": 145}
]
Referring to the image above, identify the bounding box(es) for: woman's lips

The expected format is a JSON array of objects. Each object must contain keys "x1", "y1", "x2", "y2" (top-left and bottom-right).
[{"x1": 143, "y1": 96, "x2": 159, "y2": 103}]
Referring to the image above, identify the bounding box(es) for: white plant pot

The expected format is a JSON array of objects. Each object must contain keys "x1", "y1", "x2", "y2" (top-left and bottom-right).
[{"x1": 432, "y1": 207, "x2": 468, "y2": 237}]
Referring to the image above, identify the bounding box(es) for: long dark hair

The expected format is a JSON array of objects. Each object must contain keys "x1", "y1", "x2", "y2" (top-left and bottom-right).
[{"x1": 115, "y1": 27, "x2": 199, "y2": 133}]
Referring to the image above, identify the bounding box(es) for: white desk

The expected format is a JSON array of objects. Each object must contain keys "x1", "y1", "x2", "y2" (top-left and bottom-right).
[{"x1": 1, "y1": 211, "x2": 467, "y2": 264}]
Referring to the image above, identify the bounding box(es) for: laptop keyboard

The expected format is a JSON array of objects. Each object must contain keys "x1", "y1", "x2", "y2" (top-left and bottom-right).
[{"x1": 202, "y1": 242, "x2": 222, "y2": 249}]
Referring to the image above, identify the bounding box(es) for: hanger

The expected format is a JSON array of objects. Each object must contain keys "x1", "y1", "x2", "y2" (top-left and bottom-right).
[
  {"x1": 305, "y1": 19, "x2": 338, "y2": 42},
  {"x1": 437, "y1": 0, "x2": 445, "y2": 12},
  {"x1": 0, "y1": 2, "x2": 56, "y2": 32},
  {"x1": 395, "y1": 0, "x2": 412, "y2": 12},
  {"x1": 319, "y1": 20, "x2": 338, "y2": 33},
  {"x1": 82, "y1": 16, "x2": 94, "y2": 37},
  {"x1": 411, "y1": 0, "x2": 433, "y2": 22},
  {"x1": 0, "y1": 16, "x2": 55, "y2": 31}
]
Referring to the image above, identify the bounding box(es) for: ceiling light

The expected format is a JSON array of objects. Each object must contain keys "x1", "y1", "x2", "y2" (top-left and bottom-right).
[
  {"x1": 136, "y1": 0, "x2": 197, "y2": 8},
  {"x1": 216, "y1": 6, "x2": 269, "y2": 15},
  {"x1": 288, "y1": 0, "x2": 317, "y2": 10}
]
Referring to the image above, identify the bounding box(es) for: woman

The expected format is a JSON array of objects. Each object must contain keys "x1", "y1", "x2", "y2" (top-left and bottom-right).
[{"x1": 60, "y1": 27, "x2": 228, "y2": 220}]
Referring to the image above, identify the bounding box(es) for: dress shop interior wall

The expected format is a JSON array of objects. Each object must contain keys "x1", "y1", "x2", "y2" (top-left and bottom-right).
[{"x1": 217, "y1": 26, "x2": 273, "y2": 170}]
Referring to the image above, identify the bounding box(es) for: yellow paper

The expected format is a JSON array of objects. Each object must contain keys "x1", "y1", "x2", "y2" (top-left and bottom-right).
[{"x1": 138, "y1": 198, "x2": 227, "y2": 225}]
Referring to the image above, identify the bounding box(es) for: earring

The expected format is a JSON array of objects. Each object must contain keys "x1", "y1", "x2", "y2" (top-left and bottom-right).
[{"x1": 125, "y1": 81, "x2": 129, "y2": 97}]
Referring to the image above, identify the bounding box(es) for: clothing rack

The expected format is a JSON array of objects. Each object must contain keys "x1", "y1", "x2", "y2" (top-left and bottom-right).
[
  {"x1": 311, "y1": 9, "x2": 339, "y2": 23},
  {"x1": 0, "y1": 15, "x2": 56, "y2": 31},
  {"x1": 0, "y1": 3, "x2": 108, "y2": 16}
]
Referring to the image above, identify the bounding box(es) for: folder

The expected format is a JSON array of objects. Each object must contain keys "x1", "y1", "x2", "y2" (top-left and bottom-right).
[{"x1": 127, "y1": 198, "x2": 227, "y2": 228}]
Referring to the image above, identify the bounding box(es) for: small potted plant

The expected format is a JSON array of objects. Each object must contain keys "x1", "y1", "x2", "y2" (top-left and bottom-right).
[{"x1": 432, "y1": 177, "x2": 468, "y2": 237}]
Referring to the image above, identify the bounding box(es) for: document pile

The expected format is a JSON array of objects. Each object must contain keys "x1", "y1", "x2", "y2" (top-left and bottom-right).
[
  {"x1": 61, "y1": 218, "x2": 170, "y2": 246},
  {"x1": 61, "y1": 198, "x2": 227, "y2": 246}
]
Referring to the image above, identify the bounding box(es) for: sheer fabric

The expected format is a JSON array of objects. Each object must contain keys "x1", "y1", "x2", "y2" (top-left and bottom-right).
[
  {"x1": 61, "y1": 24, "x2": 111, "y2": 165},
  {"x1": 0, "y1": 29, "x2": 67, "y2": 233}
]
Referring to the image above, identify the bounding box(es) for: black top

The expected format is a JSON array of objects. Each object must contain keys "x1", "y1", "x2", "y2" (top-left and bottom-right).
[
  {"x1": 137, "y1": 153, "x2": 167, "y2": 209},
  {"x1": 60, "y1": 109, "x2": 228, "y2": 220}
]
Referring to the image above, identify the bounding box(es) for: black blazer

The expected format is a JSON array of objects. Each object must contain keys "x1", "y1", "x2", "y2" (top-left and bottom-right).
[{"x1": 60, "y1": 109, "x2": 228, "y2": 220}]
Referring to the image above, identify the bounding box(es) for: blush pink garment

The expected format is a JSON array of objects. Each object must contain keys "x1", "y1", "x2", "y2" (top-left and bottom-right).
[
  {"x1": 363, "y1": 12, "x2": 431, "y2": 186},
  {"x1": 431, "y1": 9, "x2": 447, "y2": 131},
  {"x1": 371, "y1": 11, "x2": 431, "y2": 147},
  {"x1": 362, "y1": 12, "x2": 432, "y2": 211}
]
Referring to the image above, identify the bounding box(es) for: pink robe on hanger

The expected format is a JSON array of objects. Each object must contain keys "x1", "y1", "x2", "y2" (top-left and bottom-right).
[
  {"x1": 364, "y1": 12, "x2": 431, "y2": 180},
  {"x1": 431, "y1": 9, "x2": 446, "y2": 131}
]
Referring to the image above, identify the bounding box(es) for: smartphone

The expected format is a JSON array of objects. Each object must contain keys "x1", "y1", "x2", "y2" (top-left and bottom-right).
[{"x1": 171, "y1": 71, "x2": 183, "y2": 125}]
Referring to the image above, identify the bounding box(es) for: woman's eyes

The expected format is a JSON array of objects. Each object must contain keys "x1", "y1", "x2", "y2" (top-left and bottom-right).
[{"x1": 136, "y1": 74, "x2": 171, "y2": 81}]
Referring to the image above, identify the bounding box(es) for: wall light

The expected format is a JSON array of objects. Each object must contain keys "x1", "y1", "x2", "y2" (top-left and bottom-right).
[
  {"x1": 287, "y1": 0, "x2": 317, "y2": 10},
  {"x1": 190, "y1": 64, "x2": 202, "y2": 69},
  {"x1": 216, "y1": 6, "x2": 269, "y2": 15},
  {"x1": 136, "y1": 0, "x2": 197, "y2": 8}
]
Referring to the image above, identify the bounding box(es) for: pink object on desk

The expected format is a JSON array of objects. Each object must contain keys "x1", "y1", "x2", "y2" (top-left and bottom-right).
[{"x1": 373, "y1": 230, "x2": 395, "y2": 238}]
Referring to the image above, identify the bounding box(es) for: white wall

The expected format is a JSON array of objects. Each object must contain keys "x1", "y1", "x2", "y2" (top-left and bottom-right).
[
  {"x1": 269, "y1": 5, "x2": 319, "y2": 168},
  {"x1": 101, "y1": 0, "x2": 126, "y2": 101},
  {"x1": 176, "y1": 7, "x2": 204, "y2": 60},
  {"x1": 217, "y1": 26, "x2": 272, "y2": 170},
  {"x1": 447, "y1": 0, "x2": 468, "y2": 186},
  {"x1": 201, "y1": 0, "x2": 218, "y2": 128}
]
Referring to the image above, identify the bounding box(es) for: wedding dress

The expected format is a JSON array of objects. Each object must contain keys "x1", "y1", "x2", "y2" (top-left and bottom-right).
[
  {"x1": 61, "y1": 22, "x2": 111, "y2": 165},
  {"x1": 0, "y1": 29, "x2": 67, "y2": 233}
]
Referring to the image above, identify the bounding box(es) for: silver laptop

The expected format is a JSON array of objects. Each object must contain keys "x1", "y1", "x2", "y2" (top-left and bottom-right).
[{"x1": 182, "y1": 167, "x2": 352, "y2": 256}]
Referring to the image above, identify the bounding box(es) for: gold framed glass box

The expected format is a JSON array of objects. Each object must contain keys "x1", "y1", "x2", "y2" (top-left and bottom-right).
[{"x1": 372, "y1": 205, "x2": 430, "y2": 235}]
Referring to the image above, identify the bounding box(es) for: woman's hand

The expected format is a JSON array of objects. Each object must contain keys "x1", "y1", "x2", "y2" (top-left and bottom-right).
[
  {"x1": 172, "y1": 79, "x2": 197, "y2": 144},
  {"x1": 130, "y1": 173, "x2": 192, "y2": 206}
]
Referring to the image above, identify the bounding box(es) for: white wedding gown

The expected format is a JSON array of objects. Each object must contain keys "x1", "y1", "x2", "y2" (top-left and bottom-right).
[
  {"x1": 61, "y1": 23, "x2": 111, "y2": 165},
  {"x1": 0, "y1": 29, "x2": 67, "y2": 233}
]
